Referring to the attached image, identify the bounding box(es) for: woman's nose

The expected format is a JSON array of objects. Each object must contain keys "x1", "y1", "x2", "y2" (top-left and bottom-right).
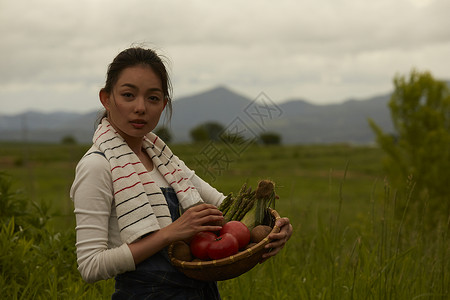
[{"x1": 134, "y1": 97, "x2": 146, "y2": 114}]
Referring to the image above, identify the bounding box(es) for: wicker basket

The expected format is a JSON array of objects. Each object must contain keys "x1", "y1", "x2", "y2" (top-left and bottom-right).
[{"x1": 168, "y1": 208, "x2": 280, "y2": 281}]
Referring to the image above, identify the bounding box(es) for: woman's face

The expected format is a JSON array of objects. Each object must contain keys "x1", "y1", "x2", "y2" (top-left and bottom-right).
[{"x1": 100, "y1": 65, "x2": 167, "y2": 143}]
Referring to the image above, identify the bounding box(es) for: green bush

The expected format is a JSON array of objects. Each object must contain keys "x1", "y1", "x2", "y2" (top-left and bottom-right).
[
  {"x1": 369, "y1": 70, "x2": 450, "y2": 223},
  {"x1": 190, "y1": 122, "x2": 225, "y2": 142},
  {"x1": 61, "y1": 135, "x2": 77, "y2": 145},
  {"x1": 154, "y1": 126, "x2": 173, "y2": 143},
  {"x1": 259, "y1": 132, "x2": 282, "y2": 145},
  {"x1": 0, "y1": 173, "x2": 114, "y2": 299}
]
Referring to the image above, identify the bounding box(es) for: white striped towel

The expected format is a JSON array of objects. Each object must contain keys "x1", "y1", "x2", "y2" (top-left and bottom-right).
[{"x1": 93, "y1": 118, "x2": 203, "y2": 244}]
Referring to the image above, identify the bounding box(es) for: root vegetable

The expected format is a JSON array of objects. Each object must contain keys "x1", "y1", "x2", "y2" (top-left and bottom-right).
[
  {"x1": 250, "y1": 225, "x2": 272, "y2": 243},
  {"x1": 172, "y1": 241, "x2": 192, "y2": 261}
]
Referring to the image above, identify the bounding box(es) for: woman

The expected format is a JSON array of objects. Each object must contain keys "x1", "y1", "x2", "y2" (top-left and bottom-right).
[{"x1": 71, "y1": 47, "x2": 293, "y2": 299}]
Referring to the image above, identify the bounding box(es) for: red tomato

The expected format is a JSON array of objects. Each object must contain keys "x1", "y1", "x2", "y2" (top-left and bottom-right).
[
  {"x1": 220, "y1": 220, "x2": 251, "y2": 249},
  {"x1": 207, "y1": 233, "x2": 239, "y2": 260},
  {"x1": 190, "y1": 231, "x2": 217, "y2": 260}
]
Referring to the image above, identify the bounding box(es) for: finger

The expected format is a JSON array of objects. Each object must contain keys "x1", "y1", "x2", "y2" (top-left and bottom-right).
[
  {"x1": 261, "y1": 246, "x2": 282, "y2": 260},
  {"x1": 282, "y1": 224, "x2": 293, "y2": 240},
  {"x1": 200, "y1": 214, "x2": 224, "y2": 226},
  {"x1": 265, "y1": 231, "x2": 289, "y2": 251},
  {"x1": 196, "y1": 203, "x2": 222, "y2": 214},
  {"x1": 195, "y1": 209, "x2": 223, "y2": 221},
  {"x1": 187, "y1": 204, "x2": 222, "y2": 218},
  {"x1": 189, "y1": 203, "x2": 220, "y2": 212},
  {"x1": 286, "y1": 225, "x2": 293, "y2": 239},
  {"x1": 265, "y1": 238, "x2": 286, "y2": 251},
  {"x1": 267, "y1": 230, "x2": 288, "y2": 242},
  {"x1": 271, "y1": 223, "x2": 293, "y2": 241},
  {"x1": 200, "y1": 225, "x2": 223, "y2": 232},
  {"x1": 275, "y1": 217, "x2": 290, "y2": 227}
]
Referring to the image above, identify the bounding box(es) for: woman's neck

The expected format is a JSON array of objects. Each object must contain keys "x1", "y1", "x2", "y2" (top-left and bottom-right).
[
  {"x1": 127, "y1": 139, "x2": 144, "y2": 155},
  {"x1": 107, "y1": 118, "x2": 145, "y2": 155}
]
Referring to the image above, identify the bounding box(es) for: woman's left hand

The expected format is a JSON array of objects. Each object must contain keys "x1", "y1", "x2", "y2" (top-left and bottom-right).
[{"x1": 260, "y1": 217, "x2": 293, "y2": 262}]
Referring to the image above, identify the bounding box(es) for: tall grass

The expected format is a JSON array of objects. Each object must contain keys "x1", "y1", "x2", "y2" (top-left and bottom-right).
[
  {"x1": 0, "y1": 142, "x2": 448, "y2": 299},
  {"x1": 0, "y1": 172, "x2": 114, "y2": 299},
  {"x1": 218, "y1": 170, "x2": 449, "y2": 299}
]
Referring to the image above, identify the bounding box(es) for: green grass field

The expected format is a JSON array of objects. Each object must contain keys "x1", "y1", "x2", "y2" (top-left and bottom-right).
[{"x1": 0, "y1": 142, "x2": 448, "y2": 299}]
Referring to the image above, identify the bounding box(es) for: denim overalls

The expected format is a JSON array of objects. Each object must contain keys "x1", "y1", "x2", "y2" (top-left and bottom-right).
[{"x1": 112, "y1": 188, "x2": 221, "y2": 300}]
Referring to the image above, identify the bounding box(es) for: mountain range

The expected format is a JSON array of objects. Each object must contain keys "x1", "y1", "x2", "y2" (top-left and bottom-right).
[{"x1": 0, "y1": 86, "x2": 394, "y2": 144}]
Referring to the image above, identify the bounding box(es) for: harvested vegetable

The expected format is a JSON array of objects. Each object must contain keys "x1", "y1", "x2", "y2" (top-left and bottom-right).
[
  {"x1": 250, "y1": 225, "x2": 272, "y2": 243},
  {"x1": 220, "y1": 179, "x2": 276, "y2": 231},
  {"x1": 172, "y1": 241, "x2": 193, "y2": 261}
]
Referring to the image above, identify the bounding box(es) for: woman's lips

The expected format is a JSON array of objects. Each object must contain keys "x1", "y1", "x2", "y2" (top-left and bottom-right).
[{"x1": 130, "y1": 120, "x2": 146, "y2": 129}]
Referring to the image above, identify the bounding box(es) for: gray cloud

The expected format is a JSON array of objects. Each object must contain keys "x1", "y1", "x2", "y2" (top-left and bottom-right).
[{"x1": 1, "y1": 0, "x2": 449, "y2": 113}]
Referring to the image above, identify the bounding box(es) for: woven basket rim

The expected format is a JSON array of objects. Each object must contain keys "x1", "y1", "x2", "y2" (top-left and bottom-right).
[{"x1": 168, "y1": 207, "x2": 280, "y2": 270}]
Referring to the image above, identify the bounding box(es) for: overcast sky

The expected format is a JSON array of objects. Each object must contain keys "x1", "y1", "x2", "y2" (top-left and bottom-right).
[{"x1": 1, "y1": 0, "x2": 449, "y2": 114}]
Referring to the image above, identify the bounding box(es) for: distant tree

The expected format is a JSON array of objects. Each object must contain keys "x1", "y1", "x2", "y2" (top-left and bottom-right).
[
  {"x1": 220, "y1": 132, "x2": 246, "y2": 145},
  {"x1": 154, "y1": 126, "x2": 173, "y2": 143},
  {"x1": 260, "y1": 132, "x2": 281, "y2": 145},
  {"x1": 190, "y1": 126, "x2": 209, "y2": 142},
  {"x1": 61, "y1": 135, "x2": 77, "y2": 145},
  {"x1": 369, "y1": 70, "x2": 450, "y2": 221},
  {"x1": 190, "y1": 122, "x2": 225, "y2": 142}
]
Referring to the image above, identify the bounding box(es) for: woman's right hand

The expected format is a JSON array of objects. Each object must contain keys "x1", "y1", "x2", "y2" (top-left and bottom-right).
[
  {"x1": 128, "y1": 203, "x2": 223, "y2": 265},
  {"x1": 168, "y1": 203, "x2": 224, "y2": 242}
]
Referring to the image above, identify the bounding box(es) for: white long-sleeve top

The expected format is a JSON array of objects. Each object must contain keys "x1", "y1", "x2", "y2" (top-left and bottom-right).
[{"x1": 70, "y1": 145, "x2": 225, "y2": 283}]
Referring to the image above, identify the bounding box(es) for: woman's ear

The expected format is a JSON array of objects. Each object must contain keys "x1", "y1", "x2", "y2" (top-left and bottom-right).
[{"x1": 99, "y1": 89, "x2": 110, "y2": 110}]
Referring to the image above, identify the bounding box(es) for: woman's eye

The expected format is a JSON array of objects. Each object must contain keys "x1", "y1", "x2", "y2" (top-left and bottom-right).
[
  {"x1": 148, "y1": 96, "x2": 160, "y2": 101},
  {"x1": 122, "y1": 92, "x2": 134, "y2": 98}
]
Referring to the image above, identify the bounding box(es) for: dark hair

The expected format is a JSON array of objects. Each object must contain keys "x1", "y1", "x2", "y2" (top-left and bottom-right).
[{"x1": 98, "y1": 47, "x2": 173, "y2": 123}]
